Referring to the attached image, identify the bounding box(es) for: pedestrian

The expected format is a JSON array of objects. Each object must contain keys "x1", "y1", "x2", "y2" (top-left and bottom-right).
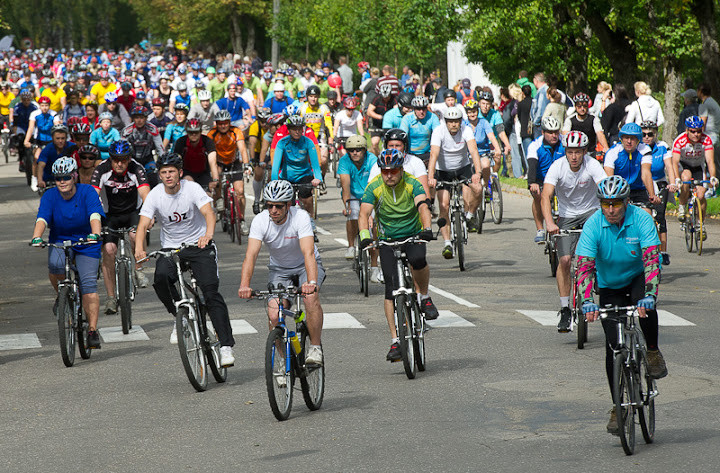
[
  {"x1": 601, "y1": 84, "x2": 632, "y2": 145},
  {"x1": 698, "y1": 83, "x2": 720, "y2": 170},
  {"x1": 625, "y1": 81, "x2": 664, "y2": 127},
  {"x1": 676, "y1": 89, "x2": 699, "y2": 135}
]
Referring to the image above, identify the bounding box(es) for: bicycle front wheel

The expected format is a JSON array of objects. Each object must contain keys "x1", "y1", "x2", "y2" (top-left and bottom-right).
[
  {"x1": 412, "y1": 299, "x2": 426, "y2": 372},
  {"x1": 453, "y1": 211, "x2": 465, "y2": 271},
  {"x1": 475, "y1": 186, "x2": 486, "y2": 233},
  {"x1": 636, "y1": 348, "x2": 656, "y2": 444},
  {"x1": 613, "y1": 352, "x2": 636, "y2": 455},
  {"x1": 300, "y1": 328, "x2": 325, "y2": 411},
  {"x1": 176, "y1": 306, "x2": 208, "y2": 392},
  {"x1": 490, "y1": 175, "x2": 503, "y2": 224},
  {"x1": 396, "y1": 295, "x2": 416, "y2": 379},
  {"x1": 695, "y1": 202, "x2": 703, "y2": 255},
  {"x1": 77, "y1": 306, "x2": 92, "y2": 360},
  {"x1": 265, "y1": 327, "x2": 294, "y2": 420},
  {"x1": 312, "y1": 187, "x2": 319, "y2": 220},
  {"x1": 549, "y1": 245, "x2": 559, "y2": 277},
  {"x1": 118, "y1": 262, "x2": 132, "y2": 335},
  {"x1": 57, "y1": 286, "x2": 76, "y2": 367},
  {"x1": 23, "y1": 149, "x2": 33, "y2": 186},
  {"x1": 574, "y1": 282, "x2": 587, "y2": 349},
  {"x1": 233, "y1": 198, "x2": 243, "y2": 246}
]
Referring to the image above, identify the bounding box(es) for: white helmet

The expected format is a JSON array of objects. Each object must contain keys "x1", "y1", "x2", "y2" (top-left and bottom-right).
[
  {"x1": 51, "y1": 156, "x2": 77, "y2": 176},
  {"x1": 444, "y1": 106, "x2": 463, "y2": 120},
  {"x1": 563, "y1": 130, "x2": 589, "y2": 149},
  {"x1": 541, "y1": 116, "x2": 560, "y2": 132},
  {"x1": 197, "y1": 90, "x2": 212, "y2": 101},
  {"x1": 104, "y1": 91, "x2": 118, "y2": 103},
  {"x1": 262, "y1": 180, "x2": 294, "y2": 203}
]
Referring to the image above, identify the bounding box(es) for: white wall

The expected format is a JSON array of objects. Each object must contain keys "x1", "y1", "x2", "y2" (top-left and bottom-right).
[{"x1": 446, "y1": 40, "x2": 500, "y2": 99}]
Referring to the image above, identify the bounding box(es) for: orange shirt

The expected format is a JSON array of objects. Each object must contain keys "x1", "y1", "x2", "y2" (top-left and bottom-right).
[{"x1": 207, "y1": 126, "x2": 244, "y2": 165}]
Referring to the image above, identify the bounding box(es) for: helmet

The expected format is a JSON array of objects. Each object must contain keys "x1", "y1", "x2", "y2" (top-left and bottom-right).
[
  {"x1": 120, "y1": 81, "x2": 132, "y2": 91},
  {"x1": 378, "y1": 148, "x2": 405, "y2": 169},
  {"x1": 71, "y1": 123, "x2": 91, "y2": 136},
  {"x1": 267, "y1": 113, "x2": 286, "y2": 126},
  {"x1": 197, "y1": 90, "x2": 211, "y2": 101},
  {"x1": 398, "y1": 92, "x2": 414, "y2": 109},
  {"x1": 478, "y1": 91, "x2": 494, "y2": 102},
  {"x1": 206, "y1": 66, "x2": 216, "y2": 74},
  {"x1": 286, "y1": 114, "x2": 304, "y2": 127},
  {"x1": 284, "y1": 103, "x2": 300, "y2": 116},
  {"x1": 377, "y1": 81, "x2": 394, "y2": 98},
  {"x1": 257, "y1": 107, "x2": 272, "y2": 121},
  {"x1": 157, "y1": 152, "x2": 183, "y2": 170},
  {"x1": 214, "y1": 109, "x2": 231, "y2": 122},
  {"x1": 444, "y1": 106, "x2": 463, "y2": 120},
  {"x1": 136, "y1": 90, "x2": 146, "y2": 99},
  {"x1": 98, "y1": 70, "x2": 109, "y2": 79},
  {"x1": 38, "y1": 96, "x2": 51, "y2": 104},
  {"x1": 176, "y1": 82, "x2": 187, "y2": 91},
  {"x1": 185, "y1": 118, "x2": 202, "y2": 132},
  {"x1": 99, "y1": 112, "x2": 113, "y2": 122},
  {"x1": 262, "y1": 180, "x2": 294, "y2": 203},
  {"x1": 296, "y1": 90, "x2": 306, "y2": 99},
  {"x1": 562, "y1": 131, "x2": 589, "y2": 149},
  {"x1": 262, "y1": 71, "x2": 272, "y2": 80},
  {"x1": 151, "y1": 97, "x2": 165, "y2": 106},
  {"x1": 174, "y1": 102, "x2": 189, "y2": 112},
  {"x1": 109, "y1": 140, "x2": 134, "y2": 159},
  {"x1": 619, "y1": 122, "x2": 642, "y2": 138},
  {"x1": 78, "y1": 144, "x2": 100, "y2": 160},
  {"x1": 104, "y1": 91, "x2": 118, "y2": 103},
  {"x1": 20, "y1": 90, "x2": 32, "y2": 99},
  {"x1": 383, "y1": 128, "x2": 408, "y2": 150},
  {"x1": 50, "y1": 124, "x2": 68, "y2": 136},
  {"x1": 411, "y1": 95, "x2": 429, "y2": 109},
  {"x1": 67, "y1": 117, "x2": 84, "y2": 127},
  {"x1": 597, "y1": 175, "x2": 630, "y2": 200},
  {"x1": 357, "y1": 61, "x2": 369, "y2": 70},
  {"x1": 685, "y1": 115, "x2": 704, "y2": 129},
  {"x1": 464, "y1": 99, "x2": 479, "y2": 110},
  {"x1": 345, "y1": 135, "x2": 367, "y2": 150},
  {"x1": 51, "y1": 156, "x2": 77, "y2": 176},
  {"x1": 130, "y1": 105, "x2": 147, "y2": 117},
  {"x1": 640, "y1": 120, "x2": 658, "y2": 129},
  {"x1": 442, "y1": 89, "x2": 456, "y2": 100},
  {"x1": 327, "y1": 90, "x2": 338, "y2": 100},
  {"x1": 572, "y1": 92, "x2": 590, "y2": 104},
  {"x1": 541, "y1": 116, "x2": 561, "y2": 132},
  {"x1": 343, "y1": 96, "x2": 356, "y2": 109},
  {"x1": 306, "y1": 85, "x2": 320, "y2": 96}
]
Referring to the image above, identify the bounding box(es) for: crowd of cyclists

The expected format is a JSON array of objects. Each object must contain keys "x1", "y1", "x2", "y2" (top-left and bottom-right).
[{"x1": 8, "y1": 45, "x2": 718, "y2": 437}]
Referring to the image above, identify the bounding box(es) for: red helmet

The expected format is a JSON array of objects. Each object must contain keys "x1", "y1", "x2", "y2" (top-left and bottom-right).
[
  {"x1": 151, "y1": 97, "x2": 165, "y2": 106},
  {"x1": 343, "y1": 96, "x2": 357, "y2": 109},
  {"x1": 38, "y1": 96, "x2": 51, "y2": 104},
  {"x1": 71, "y1": 123, "x2": 92, "y2": 136},
  {"x1": 357, "y1": 61, "x2": 369, "y2": 70},
  {"x1": 185, "y1": 118, "x2": 202, "y2": 132},
  {"x1": 67, "y1": 116, "x2": 84, "y2": 127}
]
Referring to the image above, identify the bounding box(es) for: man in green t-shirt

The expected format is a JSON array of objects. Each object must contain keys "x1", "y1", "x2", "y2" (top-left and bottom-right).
[{"x1": 208, "y1": 69, "x2": 229, "y2": 102}]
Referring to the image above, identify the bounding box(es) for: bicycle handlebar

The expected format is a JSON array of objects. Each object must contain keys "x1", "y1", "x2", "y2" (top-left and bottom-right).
[
  {"x1": 30, "y1": 239, "x2": 99, "y2": 249},
  {"x1": 598, "y1": 305, "x2": 638, "y2": 319},
  {"x1": 136, "y1": 242, "x2": 199, "y2": 264},
  {"x1": 102, "y1": 226, "x2": 137, "y2": 236}
]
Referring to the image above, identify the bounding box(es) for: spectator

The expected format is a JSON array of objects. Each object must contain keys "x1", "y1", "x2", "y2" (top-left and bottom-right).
[
  {"x1": 361, "y1": 67, "x2": 380, "y2": 111},
  {"x1": 518, "y1": 84, "x2": 533, "y2": 171},
  {"x1": 625, "y1": 81, "x2": 664, "y2": 127},
  {"x1": 601, "y1": 84, "x2": 632, "y2": 145},
  {"x1": 698, "y1": 83, "x2": 720, "y2": 169},
  {"x1": 424, "y1": 71, "x2": 438, "y2": 98},
  {"x1": 400, "y1": 65, "x2": 411, "y2": 87},
  {"x1": 456, "y1": 78, "x2": 476, "y2": 105},
  {"x1": 504, "y1": 84, "x2": 526, "y2": 178},
  {"x1": 433, "y1": 78, "x2": 448, "y2": 104},
  {"x1": 516, "y1": 70, "x2": 536, "y2": 98},
  {"x1": 677, "y1": 89, "x2": 700, "y2": 135},
  {"x1": 337, "y1": 56, "x2": 354, "y2": 96},
  {"x1": 542, "y1": 87, "x2": 567, "y2": 126},
  {"x1": 530, "y1": 72, "x2": 549, "y2": 138},
  {"x1": 589, "y1": 81, "x2": 612, "y2": 117}
]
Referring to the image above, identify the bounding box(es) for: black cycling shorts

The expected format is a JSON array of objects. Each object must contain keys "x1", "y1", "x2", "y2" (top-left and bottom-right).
[
  {"x1": 219, "y1": 160, "x2": 244, "y2": 183},
  {"x1": 184, "y1": 169, "x2": 212, "y2": 188},
  {"x1": 102, "y1": 211, "x2": 140, "y2": 245},
  {"x1": 435, "y1": 164, "x2": 473, "y2": 191},
  {"x1": 679, "y1": 162, "x2": 706, "y2": 181},
  {"x1": 292, "y1": 175, "x2": 314, "y2": 199},
  {"x1": 379, "y1": 241, "x2": 427, "y2": 300}
]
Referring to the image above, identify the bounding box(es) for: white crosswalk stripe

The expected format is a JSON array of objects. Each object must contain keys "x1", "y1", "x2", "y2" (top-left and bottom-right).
[
  {"x1": 323, "y1": 312, "x2": 366, "y2": 329},
  {"x1": 0, "y1": 333, "x2": 42, "y2": 350},
  {"x1": 517, "y1": 309, "x2": 695, "y2": 327},
  {"x1": 426, "y1": 310, "x2": 475, "y2": 328},
  {"x1": 231, "y1": 319, "x2": 259, "y2": 334},
  {"x1": 99, "y1": 326, "x2": 150, "y2": 342}
]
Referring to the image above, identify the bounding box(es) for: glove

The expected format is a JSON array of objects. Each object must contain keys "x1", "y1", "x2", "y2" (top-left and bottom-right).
[
  {"x1": 637, "y1": 296, "x2": 655, "y2": 310},
  {"x1": 582, "y1": 301, "x2": 599, "y2": 315},
  {"x1": 359, "y1": 238, "x2": 373, "y2": 250},
  {"x1": 30, "y1": 237, "x2": 43, "y2": 247},
  {"x1": 86, "y1": 233, "x2": 100, "y2": 242},
  {"x1": 418, "y1": 230, "x2": 433, "y2": 242}
]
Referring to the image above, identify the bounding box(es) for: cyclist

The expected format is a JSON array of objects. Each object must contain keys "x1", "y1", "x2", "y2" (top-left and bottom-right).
[
  {"x1": 237, "y1": 180, "x2": 325, "y2": 367},
  {"x1": 122, "y1": 105, "x2": 164, "y2": 180},
  {"x1": 89, "y1": 71, "x2": 117, "y2": 104},
  {"x1": 91, "y1": 140, "x2": 151, "y2": 314},
  {"x1": 603, "y1": 123, "x2": 655, "y2": 209},
  {"x1": 577, "y1": 176, "x2": 667, "y2": 435},
  {"x1": 300, "y1": 85, "x2": 334, "y2": 178},
  {"x1": 248, "y1": 107, "x2": 273, "y2": 214},
  {"x1": 527, "y1": 116, "x2": 565, "y2": 243},
  {"x1": 561, "y1": 92, "x2": 609, "y2": 156},
  {"x1": 62, "y1": 91, "x2": 85, "y2": 124},
  {"x1": 332, "y1": 97, "x2": 364, "y2": 160},
  {"x1": 149, "y1": 97, "x2": 174, "y2": 138},
  {"x1": 358, "y1": 149, "x2": 440, "y2": 362},
  {"x1": 263, "y1": 82, "x2": 294, "y2": 114},
  {"x1": 162, "y1": 102, "x2": 188, "y2": 151},
  {"x1": 40, "y1": 78, "x2": 66, "y2": 113},
  {"x1": 11, "y1": 90, "x2": 38, "y2": 171},
  {"x1": 672, "y1": 116, "x2": 718, "y2": 234},
  {"x1": 174, "y1": 118, "x2": 219, "y2": 189},
  {"x1": 207, "y1": 109, "x2": 251, "y2": 235},
  {"x1": 37, "y1": 124, "x2": 75, "y2": 190},
  {"x1": 366, "y1": 79, "x2": 398, "y2": 156},
  {"x1": 69, "y1": 122, "x2": 91, "y2": 152},
  {"x1": 400, "y1": 95, "x2": 440, "y2": 164},
  {"x1": 169, "y1": 82, "x2": 192, "y2": 111},
  {"x1": 212, "y1": 82, "x2": 251, "y2": 129},
  {"x1": 639, "y1": 120, "x2": 673, "y2": 265},
  {"x1": 99, "y1": 92, "x2": 131, "y2": 132},
  {"x1": 541, "y1": 131, "x2": 606, "y2": 332},
  {"x1": 76, "y1": 144, "x2": 100, "y2": 185},
  {"x1": 135, "y1": 152, "x2": 236, "y2": 366},
  {"x1": 478, "y1": 90, "x2": 512, "y2": 174},
  {"x1": 382, "y1": 91, "x2": 414, "y2": 130},
  {"x1": 90, "y1": 112, "x2": 121, "y2": 161},
  {"x1": 187, "y1": 89, "x2": 214, "y2": 133},
  {"x1": 25, "y1": 95, "x2": 57, "y2": 190},
  {"x1": 427, "y1": 106, "x2": 488, "y2": 257},
  {"x1": 430, "y1": 89, "x2": 467, "y2": 121},
  {"x1": 31, "y1": 157, "x2": 104, "y2": 349},
  {"x1": 464, "y1": 99, "x2": 503, "y2": 167}
]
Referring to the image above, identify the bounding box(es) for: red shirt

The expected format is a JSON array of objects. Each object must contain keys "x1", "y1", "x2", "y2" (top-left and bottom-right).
[{"x1": 271, "y1": 124, "x2": 318, "y2": 150}]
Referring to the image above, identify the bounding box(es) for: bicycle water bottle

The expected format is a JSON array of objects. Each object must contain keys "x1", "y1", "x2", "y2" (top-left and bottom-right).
[
  {"x1": 295, "y1": 310, "x2": 306, "y2": 323},
  {"x1": 288, "y1": 331, "x2": 302, "y2": 354}
]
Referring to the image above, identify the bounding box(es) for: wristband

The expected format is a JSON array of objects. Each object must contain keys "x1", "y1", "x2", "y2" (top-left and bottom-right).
[
  {"x1": 308, "y1": 280, "x2": 317, "y2": 285},
  {"x1": 359, "y1": 229, "x2": 372, "y2": 241},
  {"x1": 675, "y1": 178, "x2": 682, "y2": 185}
]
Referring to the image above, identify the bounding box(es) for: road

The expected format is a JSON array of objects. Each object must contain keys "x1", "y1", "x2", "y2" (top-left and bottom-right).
[{"x1": 1, "y1": 161, "x2": 719, "y2": 472}]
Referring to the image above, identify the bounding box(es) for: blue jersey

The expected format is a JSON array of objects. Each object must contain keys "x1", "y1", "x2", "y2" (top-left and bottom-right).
[
  {"x1": 575, "y1": 205, "x2": 660, "y2": 289},
  {"x1": 465, "y1": 117, "x2": 494, "y2": 154},
  {"x1": 263, "y1": 95, "x2": 295, "y2": 115},
  {"x1": 527, "y1": 136, "x2": 564, "y2": 183},
  {"x1": 271, "y1": 135, "x2": 322, "y2": 182},
  {"x1": 174, "y1": 93, "x2": 192, "y2": 108},
  {"x1": 382, "y1": 108, "x2": 404, "y2": 130},
  {"x1": 400, "y1": 112, "x2": 440, "y2": 155},
  {"x1": 215, "y1": 97, "x2": 250, "y2": 122},
  {"x1": 604, "y1": 143, "x2": 651, "y2": 190},
  {"x1": 90, "y1": 127, "x2": 120, "y2": 160},
  {"x1": 164, "y1": 123, "x2": 187, "y2": 151},
  {"x1": 337, "y1": 152, "x2": 378, "y2": 199},
  {"x1": 12, "y1": 102, "x2": 37, "y2": 132},
  {"x1": 36, "y1": 184, "x2": 105, "y2": 258},
  {"x1": 480, "y1": 108, "x2": 503, "y2": 135},
  {"x1": 38, "y1": 141, "x2": 76, "y2": 182},
  {"x1": 34, "y1": 111, "x2": 56, "y2": 142},
  {"x1": 648, "y1": 141, "x2": 670, "y2": 182}
]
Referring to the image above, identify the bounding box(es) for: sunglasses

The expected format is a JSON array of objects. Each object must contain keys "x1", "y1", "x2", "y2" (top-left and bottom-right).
[
  {"x1": 600, "y1": 201, "x2": 624, "y2": 209},
  {"x1": 266, "y1": 203, "x2": 287, "y2": 210},
  {"x1": 381, "y1": 167, "x2": 402, "y2": 174},
  {"x1": 688, "y1": 128, "x2": 703, "y2": 134},
  {"x1": 347, "y1": 148, "x2": 364, "y2": 153},
  {"x1": 80, "y1": 156, "x2": 96, "y2": 160},
  {"x1": 575, "y1": 102, "x2": 588, "y2": 107},
  {"x1": 642, "y1": 132, "x2": 655, "y2": 137},
  {"x1": 55, "y1": 175, "x2": 73, "y2": 181}
]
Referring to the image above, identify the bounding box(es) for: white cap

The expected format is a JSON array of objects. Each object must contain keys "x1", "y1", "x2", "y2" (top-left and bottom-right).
[{"x1": 273, "y1": 82, "x2": 285, "y2": 92}]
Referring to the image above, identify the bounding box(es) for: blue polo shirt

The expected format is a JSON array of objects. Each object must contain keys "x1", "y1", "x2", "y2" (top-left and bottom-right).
[
  {"x1": 480, "y1": 108, "x2": 503, "y2": 135},
  {"x1": 400, "y1": 112, "x2": 440, "y2": 155},
  {"x1": 648, "y1": 141, "x2": 671, "y2": 182},
  {"x1": 382, "y1": 107, "x2": 404, "y2": 130},
  {"x1": 38, "y1": 141, "x2": 76, "y2": 182},
  {"x1": 215, "y1": 96, "x2": 250, "y2": 121},
  {"x1": 337, "y1": 152, "x2": 378, "y2": 199},
  {"x1": 464, "y1": 117, "x2": 494, "y2": 154},
  {"x1": 575, "y1": 204, "x2": 660, "y2": 289}
]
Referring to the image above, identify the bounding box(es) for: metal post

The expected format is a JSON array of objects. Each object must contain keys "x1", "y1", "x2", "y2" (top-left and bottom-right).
[{"x1": 271, "y1": 0, "x2": 280, "y2": 67}]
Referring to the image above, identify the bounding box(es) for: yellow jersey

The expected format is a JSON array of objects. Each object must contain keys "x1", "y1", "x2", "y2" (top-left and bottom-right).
[
  {"x1": 247, "y1": 120, "x2": 268, "y2": 154},
  {"x1": 41, "y1": 88, "x2": 67, "y2": 113},
  {"x1": 90, "y1": 82, "x2": 117, "y2": 105},
  {"x1": 0, "y1": 91, "x2": 15, "y2": 115},
  {"x1": 299, "y1": 102, "x2": 333, "y2": 140}
]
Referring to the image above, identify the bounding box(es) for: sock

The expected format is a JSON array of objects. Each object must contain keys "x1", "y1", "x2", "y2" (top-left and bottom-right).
[
  {"x1": 444, "y1": 240, "x2": 451, "y2": 247},
  {"x1": 392, "y1": 337, "x2": 399, "y2": 344},
  {"x1": 560, "y1": 296, "x2": 569, "y2": 308},
  {"x1": 252, "y1": 179, "x2": 262, "y2": 200},
  {"x1": 465, "y1": 211, "x2": 473, "y2": 220},
  {"x1": 420, "y1": 293, "x2": 429, "y2": 300}
]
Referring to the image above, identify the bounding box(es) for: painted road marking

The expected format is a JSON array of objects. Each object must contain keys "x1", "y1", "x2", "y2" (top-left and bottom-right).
[
  {"x1": 517, "y1": 309, "x2": 696, "y2": 327},
  {"x1": 231, "y1": 319, "x2": 259, "y2": 335},
  {"x1": 428, "y1": 285, "x2": 480, "y2": 308},
  {"x1": 426, "y1": 310, "x2": 475, "y2": 328},
  {"x1": 0, "y1": 333, "x2": 42, "y2": 350},
  {"x1": 334, "y1": 238, "x2": 349, "y2": 246},
  {"x1": 323, "y1": 312, "x2": 366, "y2": 329},
  {"x1": 315, "y1": 225, "x2": 331, "y2": 235},
  {"x1": 99, "y1": 326, "x2": 150, "y2": 342}
]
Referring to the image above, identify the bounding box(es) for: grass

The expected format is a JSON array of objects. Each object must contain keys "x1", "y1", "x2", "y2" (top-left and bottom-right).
[{"x1": 499, "y1": 176, "x2": 527, "y2": 189}]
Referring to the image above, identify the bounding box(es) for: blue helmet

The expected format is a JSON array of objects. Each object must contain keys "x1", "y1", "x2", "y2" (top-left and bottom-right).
[
  {"x1": 108, "y1": 139, "x2": 133, "y2": 158},
  {"x1": 378, "y1": 148, "x2": 405, "y2": 169},
  {"x1": 685, "y1": 115, "x2": 704, "y2": 129},
  {"x1": 597, "y1": 176, "x2": 630, "y2": 200},
  {"x1": 618, "y1": 122, "x2": 642, "y2": 139}
]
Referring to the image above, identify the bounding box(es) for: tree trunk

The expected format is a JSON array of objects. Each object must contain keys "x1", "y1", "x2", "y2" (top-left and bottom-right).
[
  {"x1": 692, "y1": 0, "x2": 720, "y2": 96},
  {"x1": 662, "y1": 61, "x2": 682, "y2": 145},
  {"x1": 305, "y1": 39, "x2": 309, "y2": 61},
  {"x1": 243, "y1": 16, "x2": 255, "y2": 56},
  {"x1": 553, "y1": 4, "x2": 587, "y2": 95},
  {"x1": 230, "y1": 11, "x2": 243, "y2": 55}
]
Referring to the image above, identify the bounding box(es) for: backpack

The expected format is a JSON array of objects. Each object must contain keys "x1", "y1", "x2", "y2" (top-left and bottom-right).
[{"x1": 459, "y1": 89, "x2": 473, "y2": 105}]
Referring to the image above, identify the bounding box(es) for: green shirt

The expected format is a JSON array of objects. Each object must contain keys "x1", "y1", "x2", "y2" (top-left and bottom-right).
[
  {"x1": 208, "y1": 78, "x2": 229, "y2": 102},
  {"x1": 362, "y1": 173, "x2": 424, "y2": 240},
  {"x1": 317, "y1": 81, "x2": 330, "y2": 104}
]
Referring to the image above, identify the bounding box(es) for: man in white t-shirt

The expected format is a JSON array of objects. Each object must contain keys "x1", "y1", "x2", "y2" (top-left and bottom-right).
[
  {"x1": 541, "y1": 131, "x2": 606, "y2": 332},
  {"x1": 237, "y1": 180, "x2": 325, "y2": 366},
  {"x1": 135, "y1": 152, "x2": 236, "y2": 366},
  {"x1": 427, "y1": 106, "x2": 490, "y2": 257}
]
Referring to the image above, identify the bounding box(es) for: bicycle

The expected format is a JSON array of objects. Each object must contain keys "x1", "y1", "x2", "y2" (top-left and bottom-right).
[
  {"x1": 437, "y1": 178, "x2": 471, "y2": 271},
  {"x1": 291, "y1": 181, "x2": 320, "y2": 220},
  {"x1": 139, "y1": 244, "x2": 227, "y2": 392},
  {"x1": 543, "y1": 195, "x2": 561, "y2": 277},
  {"x1": 599, "y1": 305, "x2": 658, "y2": 455},
  {"x1": 479, "y1": 169, "x2": 503, "y2": 225},
  {"x1": 102, "y1": 226, "x2": 138, "y2": 335},
  {"x1": 252, "y1": 284, "x2": 325, "y2": 421},
  {"x1": 1, "y1": 122, "x2": 10, "y2": 163},
  {"x1": 551, "y1": 229, "x2": 586, "y2": 348},
  {"x1": 219, "y1": 168, "x2": 245, "y2": 245},
  {"x1": 31, "y1": 239, "x2": 98, "y2": 367},
  {"x1": 679, "y1": 179, "x2": 714, "y2": 255},
  {"x1": 331, "y1": 136, "x2": 347, "y2": 187},
  {"x1": 347, "y1": 199, "x2": 370, "y2": 297}
]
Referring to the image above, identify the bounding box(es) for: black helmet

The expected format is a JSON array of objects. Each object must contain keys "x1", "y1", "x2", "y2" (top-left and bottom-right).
[
  {"x1": 306, "y1": 85, "x2": 321, "y2": 96},
  {"x1": 397, "y1": 92, "x2": 414, "y2": 109},
  {"x1": 442, "y1": 89, "x2": 456, "y2": 100},
  {"x1": 383, "y1": 128, "x2": 408, "y2": 150},
  {"x1": 157, "y1": 152, "x2": 183, "y2": 170}
]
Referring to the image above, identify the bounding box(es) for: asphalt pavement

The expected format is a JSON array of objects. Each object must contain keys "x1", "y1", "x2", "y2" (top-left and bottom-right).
[{"x1": 1, "y1": 160, "x2": 720, "y2": 472}]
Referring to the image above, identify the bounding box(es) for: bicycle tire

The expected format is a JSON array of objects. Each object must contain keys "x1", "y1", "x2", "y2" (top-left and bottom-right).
[
  {"x1": 118, "y1": 262, "x2": 132, "y2": 335},
  {"x1": 549, "y1": 246, "x2": 559, "y2": 277},
  {"x1": 490, "y1": 175, "x2": 503, "y2": 224},
  {"x1": 234, "y1": 198, "x2": 243, "y2": 246},
  {"x1": 636, "y1": 348, "x2": 655, "y2": 444},
  {"x1": 396, "y1": 294, "x2": 416, "y2": 379},
  {"x1": 57, "y1": 286, "x2": 76, "y2": 367},
  {"x1": 695, "y1": 202, "x2": 703, "y2": 255},
  {"x1": 77, "y1": 305, "x2": 92, "y2": 360},
  {"x1": 265, "y1": 327, "x2": 294, "y2": 420},
  {"x1": 205, "y1": 314, "x2": 227, "y2": 383},
  {"x1": 360, "y1": 246, "x2": 370, "y2": 298},
  {"x1": 313, "y1": 187, "x2": 319, "y2": 220},
  {"x1": 574, "y1": 277, "x2": 587, "y2": 349},
  {"x1": 412, "y1": 299, "x2": 426, "y2": 372},
  {"x1": 299, "y1": 328, "x2": 325, "y2": 411},
  {"x1": 614, "y1": 352, "x2": 636, "y2": 455},
  {"x1": 23, "y1": 149, "x2": 33, "y2": 186},
  {"x1": 176, "y1": 306, "x2": 208, "y2": 392},
  {"x1": 684, "y1": 207, "x2": 694, "y2": 252},
  {"x1": 453, "y1": 211, "x2": 465, "y2": 271}
]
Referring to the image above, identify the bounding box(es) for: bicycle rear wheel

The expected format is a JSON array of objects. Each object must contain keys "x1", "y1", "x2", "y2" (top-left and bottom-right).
[
  {"x1": 265, "y1": 327, "x2": 294, "y2": 420},
  {"x1": 636, "y1": 348, "x2": 656, "y2": 444},
  {"x1": 312, "y1": 187, "x2": 319, "y2": 220},
  {"x1": 549, "y1": 245, "x2": 559, "y2": 277},
  {"x1": 453, "y1": 211, "x2": 465, "y2": 271},
  {"x1": 490, "y1": 175, "x2": 503, "y2": 224},
  {"x1": 118, "y1": 262, "x2": 133, "y2": 335},
  {"x1": 613, "y1": 352, "x2": 636, "y2": 455},
  {"x1": 695, "y1": 203, "x2": 703, "y2": 255},
  {"x1": 412, "y1": 300, "x2": 426, "y2": 372},
  {"x1": 176, "y1": 306, "x2": 208, "y2": 392},
  {"x1": 396, "y1": 295, "x2": 416, "y2": 379},
  {"x1": 23, "y1": 149, "x2": 33, "y2": 186},
  {"x1": 57, "y1": 287, "x2": 76, "y2": 367},
  {"x1": 299, "y1": 327, "x2": 325, "y2": 411},
  {"x1": 77, "y1": 304, "x2": 92, "y2": 360},
  {"x1": 574, "y1": 281, "x2": 586, "y2": 349},
  {"x1": 476, "y1": 186, "x2": 486, "y2": 233}
]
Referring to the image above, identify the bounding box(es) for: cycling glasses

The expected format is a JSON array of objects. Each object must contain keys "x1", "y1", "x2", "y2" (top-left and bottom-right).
[
  {"x1": 55, "y1": 175, "x2": 73, "y2": 181},
  {"x1": 688, "y1": 128, "x2": 703, "y2": 134},
  {"x1": 642, "y1": 132, "x2": 655, "y2": 137},
  {"x1": 380, "y1": 167, "x2": 402, "y2": 175},
  {"x1": 347, "y1": 148, "x2": 364, "y2": 153},
  {"x1": 600, "y1": 200, "x2": 624, "y2": 209},
  {"x1": 266, "y1": 203, "x2": 288, "y2": 210}
]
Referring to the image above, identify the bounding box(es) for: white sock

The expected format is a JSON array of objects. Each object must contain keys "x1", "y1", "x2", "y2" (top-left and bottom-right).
[
  {"x1": 253, "y1": 179, "x2": 262, "y2": 200},
  {"x1": 392, "y1": 337, "x2": 399, "y2": 344},
  {"x1": 560, "y1": 296, "x2": 569, "y2": 308},
  {"x1": 31, "y1": 175, "x2": 37, "y2": 185},
  {"x1": 444, "y1": 239, "x2": 452, "y2": 246},
  {"x1": 465, "y1": 211, "x2": 473, "y2": 220}
]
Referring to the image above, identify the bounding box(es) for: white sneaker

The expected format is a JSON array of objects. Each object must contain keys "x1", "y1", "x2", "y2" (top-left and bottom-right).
[
  {"x1": 370, "y1": 266, "x2": 381, "y2": 283},
  {"x1": 220, "y1": 346, "x2": 235, "y2": 367},
  {"x1": 240, "y1": 220, "x2": 249, "y2": 236},
  {"x1": 170, "y1": 325, "x2": 177, "y2": 344},
  {"x1": 677, "y1": 205, "x2": 686, "y2": 221},
  {"x1": 135, "y1": 269, "x2": 149, "y2": 288},
  {"x1": 30, "y1": 176, "x2": 38, "y2": 192},
  {"x1": 377, "y1": 268, "x2": 384, "y2": 283},
  {"x1": 305, "y1": 345, "x2": 323, "y2": 366},
  {"x1": 344, "y1": 246, "x2": 356, "y2": 259},
  {"x1": 534, "y1": 229, "x2": 546, "y2": 244}
]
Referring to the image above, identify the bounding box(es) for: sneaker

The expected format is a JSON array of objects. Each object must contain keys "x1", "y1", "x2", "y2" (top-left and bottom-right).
[
  {"x1": 386, "y1": 342, "x2": 401, "y2": 362},
  {"x1": 677, "y1": 205, "x2": 686, "y2": 221},
  {"x1": 557, "y1": 307, "x2": 572, "y2": 333},
  {"x1": 253, "y1": 201, "x2": 261, "y2": 215},
  {"x1": 305, "y1": 345, "x2": 323, "y2": 366},
  {"x1": 240, "y1": 220, "x2": 249, "y2": 236},
  {"x1": 30, "y1": 176, "x2": 38, "y2": 192},
  {"x1": 18, "y1": 160, "x2": 25, "y2": 173},
  {"x1": 319, "y1": 182, "x2": 327, "y2": 195},
  {"x1": 661, "y1": 252, "x2": 670, "y2": 266},
  {"x1": 534, "y1": 229, "x2": 546, "y2": 244},
  {"x1": 313, "y1": 232, "x2": 319, "y2": 243},
  {"x1": 104, "y1": 298, "x2": 117, "y2": 315},
  {"x1": 701, "y1": 226, "x2": 707, "y2": 241},
  {"x1": 170, "y1": 325, "x2": 178, "y2": 344},
  {"x1": 646, "y1": 349, "x2": 668, "y2": 379},
  {"x1": 220, "y1": 346, "x2": 235, "y2": 367},
  {"x1": 135, "y1": 269, "x2": 149, "y2": 288},
  {"x1": 442, "y1": 244, "x2": 453, "y2": 259},
  {"x1": 607, "y1": 408, "x2": 620, "y2": 436},
  {"x1": 87, "y1": 330, "x2": 101, "y2": 349},
  {"x1": 345, "y1": 246, "x2": 356, "y2": 260},
  {"x1": 467, "y1": 215, "x2": 478, "y2": 233},
  {"x1": 421, "y1": 297, "x2": 440, "y2": 320},
  {"x1": 370, "y1": 266, "x2": 381, "y2": 283}
]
